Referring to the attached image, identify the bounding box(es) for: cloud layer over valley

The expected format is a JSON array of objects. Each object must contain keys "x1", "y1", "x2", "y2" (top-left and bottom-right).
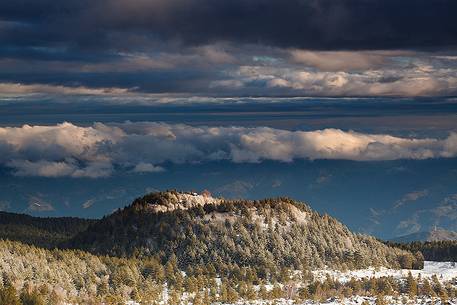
[{"x1": 1, "y1": 122, "x2": 456, "y2": 177}]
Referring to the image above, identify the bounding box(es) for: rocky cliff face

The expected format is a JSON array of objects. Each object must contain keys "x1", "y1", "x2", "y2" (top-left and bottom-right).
[{"x1": 140, "y1": 191, "x2": 222, "y2": 213}]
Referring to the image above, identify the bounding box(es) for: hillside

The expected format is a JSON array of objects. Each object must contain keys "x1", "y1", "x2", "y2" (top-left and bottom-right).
[
  {"x1": 0, "y1": 239, "x2": 454, "y2": 305},
  {"x1": 0, "y1": 191, "x2": 442, "y2": 304},
  {"x1": 387, "y1": 240, "x2": 457, "y2": 262},
  {"x1": 0, "y1": 211, "x2": 95, "y2": 248},
  {"x1": 67, "y1": 191, "x2": 423, "y2": 279}
]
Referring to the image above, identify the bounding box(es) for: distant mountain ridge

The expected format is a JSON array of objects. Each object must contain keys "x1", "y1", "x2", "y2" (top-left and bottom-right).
[
  {"x1": 0, "y1": 211, "x2": 94, "y2": 248},
  {"x1": 66, "y1": 190, "x2": 423, "y2": 276},
  {"x1": 392, "y1": 228, "x2": 457, "y2": 243}
]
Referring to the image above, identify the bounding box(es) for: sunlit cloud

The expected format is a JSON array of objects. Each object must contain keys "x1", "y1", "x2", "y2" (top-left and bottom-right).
[{"x1": 0, "y1": 122, "x2": 456, "y2": 177}]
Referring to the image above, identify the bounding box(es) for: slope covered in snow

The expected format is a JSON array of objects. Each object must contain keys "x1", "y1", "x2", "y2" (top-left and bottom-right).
[
  {"x1": 124, "y1": 261, "x2": 457, "y2": 305},
  {"x1": 313, "y1": 261, "x2": 457, "y2": 283}
]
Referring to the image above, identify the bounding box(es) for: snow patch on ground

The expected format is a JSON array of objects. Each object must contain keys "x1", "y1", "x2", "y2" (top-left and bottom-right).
[
  {"x1": 125, "y1": 261, "x2": 457, "y2": 304},
  {"x1": 218, "y1": 296, "x2": 450, "y2": 305},
  {"x1": 313, "y1": 261, "x2": 457, "y2": 283}
]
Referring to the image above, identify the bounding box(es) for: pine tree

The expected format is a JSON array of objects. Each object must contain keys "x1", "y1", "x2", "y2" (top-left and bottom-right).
[
  {"x1": 226, "y1": 284, "x2": 239, "y2": 303},
  {"x1": 47, "y1": 290, "x2": 62, "y2": 305},
  {"x1": 20, "y1": 289, "x2": 46, "y2": 305},
  {"x1": 192, "y1": 292, "x2": 203, "y2": 305},
  {"x1": 311, "y1": 283, "x2": 323, "y2": 302},
  {"x1": 202, "y1": 290, "x2": 211, "y2": 304},
  {"x1": 405, "y1": 272, "x2": 418, "y2": 297},
  {"x1": 413, "y1": 251, "x2": 424, "y2": 269},
  {"x1": 259, "y1": 283, "x2": 268, "y2": 300},
  {"x1": 0, "y1": 284, "x2": 21, "y2": 305},
  {"x1": 431, "y1": 274, "x2": 446, "y2": 300},
  {"x1": 438, "y1": 286, "x2": 449, "y2": 304},
  {"x1": 297, "y1": 286, "x2": 309, "y2": 301},
  {"x1": 369, "y1": 277, "x2": 377, "y2": 296},
  {"x1": 399, "y1": 254, "x2": 414, "y2": 269},
  {"x1": 269, "y1": 283, "x2": 284, "y2": 300},
  {"x1": 244, "y1": 282, "x2": 257, "y2": 300},
  {"x1": 218, "y1": 281, "x2": 228, "y2": 302},
  {"x1": 168, "y1": 289, "x2": 181, "y2": 305},
  {"x1": 348, "y1": 277, "x2": 362, "y2": 295},
  {"x1": 421, "y1": 278, "x2": 434, "y2": 297},
  {"x1": 375, "y1": 295, "x2": 387, "y2": 305}
]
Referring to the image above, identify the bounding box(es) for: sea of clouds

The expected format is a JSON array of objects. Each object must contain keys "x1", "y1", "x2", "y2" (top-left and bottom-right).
[{"x1": 0, "y1": 122, "x2": 456, "y2": 177}]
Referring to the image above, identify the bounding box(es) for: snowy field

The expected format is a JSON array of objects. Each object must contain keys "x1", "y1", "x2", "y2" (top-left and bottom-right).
[
  {"x1": 124, "y1": 262, "x2": 457, "y2": 305},
  {"x1": 218, "y1": 296, "x2": 453, "y2": 305},
  {"x1": 313, "y1": 261, "x2": 457, "y2": 283}
]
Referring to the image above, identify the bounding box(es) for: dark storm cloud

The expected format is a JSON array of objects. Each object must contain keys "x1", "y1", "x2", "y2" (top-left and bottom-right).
[
  {"x1": 1, "y1": 0, "x2": 456, "y2": 51},
  {"x1": 0, "y1": 46, "x2": 119, "y2": 62},
  {"x1": 1, "y1": 0, "x2": 457, "y2": 97},
  {"x1": 0, "y1": 70, "x2": 220, "y2": 93}
]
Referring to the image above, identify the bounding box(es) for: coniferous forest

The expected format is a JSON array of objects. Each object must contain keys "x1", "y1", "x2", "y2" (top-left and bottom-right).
[
  {"x1": 386, "y1": 240, "x2": 457, "y2": 262},
  {"x1": 1, "y1": 191, "x2": 455, "y2": 305},
  {"x1": 2, "y1": 0, "x2": 457, "y2": 302}
]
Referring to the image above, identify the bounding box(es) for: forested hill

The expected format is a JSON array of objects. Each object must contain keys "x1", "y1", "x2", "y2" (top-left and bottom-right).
[
  {"x1": 67, "y1": 191, "x2": 423, "y2": 276},
  {"x1": 386, "y1": 240, "x2": 457, "y2": 262},
  {"x1": 0, "y1": 211, "x2": 95, "y2": 248}
]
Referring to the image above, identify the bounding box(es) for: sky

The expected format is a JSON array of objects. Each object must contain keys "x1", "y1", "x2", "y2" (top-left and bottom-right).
[
  {"x1": 1, "y1": 0, "x2": 457, "y2": 98},
  {"x1": 1, "y1": 0, "x2": 457, "y2": 239}
]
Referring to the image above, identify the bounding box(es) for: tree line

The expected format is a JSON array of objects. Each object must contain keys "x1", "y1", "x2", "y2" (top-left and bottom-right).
[
  {"x1": 386, "y1": 240, "x2": 457, "y2": 262},
  {"x1": 0, "y1": 239, "x2": 452, "y2": 304}
]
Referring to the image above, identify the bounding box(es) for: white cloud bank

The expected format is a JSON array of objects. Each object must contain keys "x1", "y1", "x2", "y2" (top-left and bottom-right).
[
  {"x1": 234, "y1": 65, "x2": 457, "y2": 97},
  {"x1": 2, "y1": 49, "x2": 457, "y2": 99},
  {"x1": 289, "y1": 50, "x2": 403, "y2": 71},
  {"x1": 0, "y1": 122, "x2": 456, "y2": 177}
]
